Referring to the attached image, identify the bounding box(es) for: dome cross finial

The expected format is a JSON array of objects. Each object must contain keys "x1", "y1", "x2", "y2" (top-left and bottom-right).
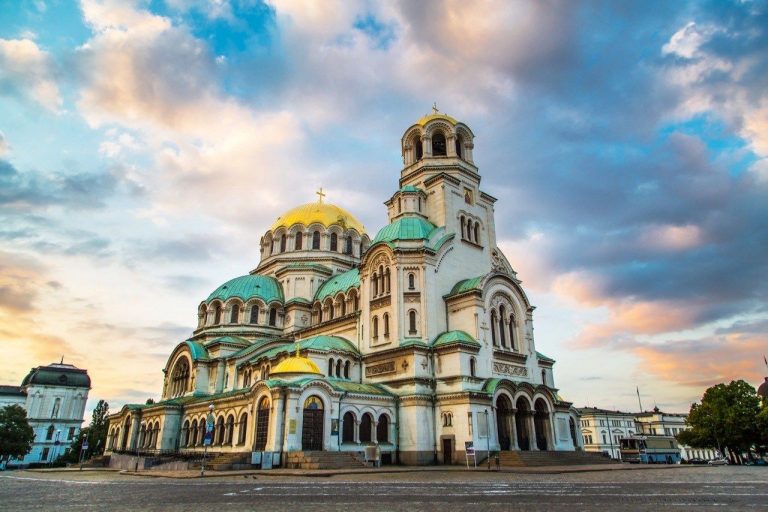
[
  {"x1": 316, "y1": 187, "x2": 326, "y2": 203},
  {"x1": 432, "y1": 102, "x2": 439, "y2": 114}
]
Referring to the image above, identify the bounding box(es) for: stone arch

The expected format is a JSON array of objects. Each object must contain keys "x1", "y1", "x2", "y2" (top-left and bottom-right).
[
  {"x1": 534, "y1": 397, "x2": 552, "y2": 450},
  {"x1": 359, "y1": 412, "x2": 374, "y2": 443},
  {"x1": 342, "y1": 410, "x2": 356, "y2": 443},
  {"x1": 226, "y1": 298, "x2": 243, "y2": 324},
  {"x1": 515, "y1": 394, "x2": 533, "y2": 451}
]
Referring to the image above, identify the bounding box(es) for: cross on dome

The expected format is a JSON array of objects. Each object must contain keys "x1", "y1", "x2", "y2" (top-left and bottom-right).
[
  {"x1": 316, "y1": 187, "x2": 326, "y2": 203},
  {"x1": 432, "y1": 102, "x2": 439, "y2": 114}
]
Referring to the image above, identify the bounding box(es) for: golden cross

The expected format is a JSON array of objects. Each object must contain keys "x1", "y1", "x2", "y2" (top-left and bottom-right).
[
  {"x1": 432, "y1": 102, "x2": 439, "y2": 114},
  {"x1": 316, "y1": 187, "x2": 326, "y2": 203}
]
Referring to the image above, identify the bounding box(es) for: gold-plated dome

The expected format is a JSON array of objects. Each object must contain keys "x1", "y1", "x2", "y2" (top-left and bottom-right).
[
  {"x1": 270, "y1": 354, "x2": 323, "y2": 376},
  {"x1": 416, "y1": 113, "x2": 458, "y2": 126},
  {"x1": 269, "y1": 201, "x2": 365, "y2": 233}
]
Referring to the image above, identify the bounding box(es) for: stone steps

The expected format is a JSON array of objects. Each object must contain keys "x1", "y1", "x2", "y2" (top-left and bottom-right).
[{"x1": 285, "y1": 451, "x2": 367, "y2": 470}]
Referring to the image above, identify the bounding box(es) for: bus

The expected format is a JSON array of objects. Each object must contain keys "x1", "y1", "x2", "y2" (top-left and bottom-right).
[{"x1": 620, "y1": 436, "x2": 681, "y2": 464}]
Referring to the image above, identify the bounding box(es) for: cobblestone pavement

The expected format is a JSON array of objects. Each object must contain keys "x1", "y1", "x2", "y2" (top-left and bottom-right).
[{"x1": 0, "y1": 466, "x2": 766, "y2": 511}]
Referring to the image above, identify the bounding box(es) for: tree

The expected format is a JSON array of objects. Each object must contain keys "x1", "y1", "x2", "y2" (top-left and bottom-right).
[
  {"x1": 86, "y1": 400, "x2": 109, "y2": 458},
  {"x1": 678, "y1": 380, "x2": 760, "y2": 463},
  {"x1": 0, "y1": 405, "x2": 35, "y2": 465}
]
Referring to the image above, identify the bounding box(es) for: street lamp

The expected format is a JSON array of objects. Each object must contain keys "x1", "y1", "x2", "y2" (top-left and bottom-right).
[{"x1": 201, "y1": 404, "x2": 215, "y2": 477}]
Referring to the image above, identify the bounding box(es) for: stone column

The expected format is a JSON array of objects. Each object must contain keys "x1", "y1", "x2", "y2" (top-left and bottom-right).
[
  {"x1": 526, "y1": 412, "x2": 538, "y2": 451},
  {"x1": 510, "y1": 409, "x2": 520, "y2": 450},
  {"x1": 269, "y1": 394, "x2": 284, "y2": 453}
]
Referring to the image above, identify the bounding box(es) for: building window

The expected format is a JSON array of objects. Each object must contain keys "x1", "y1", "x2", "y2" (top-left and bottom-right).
[
  {"x1": 344, "y1": 360, "x2": 350, "y2": 379},
  {"x1": 312, "y1": 231, "x2": 320, "y2": 250},
  {"x1": 432, "y1": 132, "x2": 447, "y2": 156},
  {"x1": 408, "y1": 273, "x2": 415, "y2": 290},
  {"x1": 68, "y1": 427, "x2": 75, "y2": 440},
  {"x1": 460, "y1": 216, "x2": 466, "y2": 239},
  {"x1": 360, "y1": 414, "x2": 373, "y2": 443},
  {"x1": 280, "y1": 234, "x2": 286, "y2": 253},
  {"x1": 415, "y1": 138, "x2": 423, "y2": 160},
  {"x1": 269, "y1": 307, "x2": 277, "y2": 326},
  {"x1": 330, "y1": 233, "x2": 338, "y2": 252},
  {"x1": 470, "y1": 357, "x2": 477, "y2": 377},
  {"x1": 46, "y1": 425, "x2": 54, "y2": 440},
  {"x1": 250, "y1": 305, "x2": 259, "y2": 324},
  {"x1": 344, "y1": 236, "x2": 352, "y2": 255},
  {"x1": 342, "y1": 412, "x2": 355, "y2": 443},
  {"x1": 372, "y1": 316, "x2": 379, "y2": 339},
  {"x1": 230, "y1": 304, "x2": 239, "y2": 323},
  {"x1": 336, "y1": 359, "x2": 342, "y2": 378},
  {"x1": 328, "y1": 358, "x2": 334, "y2": 376},
  {"x1": 377, "y1": 414, "x2": 389, "y2": 443},
  {"x1": 383, "y1": 313, "x2": 389, "y2": 337},
  {"x1": 498, "y1": 305, "x2": 507, "y2": 348},
  {"x1": 474, "y1": 223, "x2": 480, "y2": 244},
  {"x1": 491, "y1": 311, "x2": 498, "y2": 346},
  {"x1": 408, "y1": 310, "x2": 417, "y2": 334},
  {"x1": 213, "y1": 304, "x2": 222, "y2": 324},
  {"x1": 51, "y1": 398, "x2": 61, "y2": 419},
  {"x1": 238, "y1": 413, "x2": 248, "y2": 445},
  {"x1": 442, "y1": 412, "x2": 453, "y2": 427},
  {"x1": 295, "y1": 232, "x2": 303, "y2": 250},
  {"x1": 384, "y1": 268, "x2": 391, "y2": 293},
  {"x1": 541, "y1": 369, "x2": 546, "y2": 386},
  {"x1": 456, "y1": 136, "x2": 463, "y2": 159}
]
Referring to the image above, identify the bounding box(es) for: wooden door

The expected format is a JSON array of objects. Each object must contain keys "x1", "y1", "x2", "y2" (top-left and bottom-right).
[{"x1": 302, "y1": 409, "x2": 324, "y2": 451}]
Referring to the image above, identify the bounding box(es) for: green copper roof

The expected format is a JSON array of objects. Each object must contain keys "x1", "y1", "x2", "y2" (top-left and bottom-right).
[
  {"x1": 481, "y1": 378, "x2": 503, "y2": 395},
  {"x1": 230, "y1": 338, "x2": 278, "y2": 360},
  {"x1": 286, "y1": 297, "x2": 312, "y2": 305},
  {"x1": 249, "y1": 335, "x2": 360, "y2": 362},
  {"x1": 206, "y1": 274, "x2": 283, "y2": 304},
  {"x1": 399, "y1": 185, "x2": 424, "y2": 194},
  {"x1": 314, "y1": 268, "x2": 360, "y2": 302},
  {"x1": 432, "y1": 330, "x2": 481, "y2": 348},
  {"x1": 326, "y1": 378, "x2": 394, "y2": 396},
  {"x1": 280, "y1": 263, "x2": 332, "y2": 273},
  {"x1": 21, "y1": 363, "x2": 91, "y2": 388},
  {"x1": 185, "y1": 340, "x2": 210, "y2": 361},
  {"x1": 371, "y1": 217, "x2": 437, "y2": 245},
  {"x1": 536, "y1": 351, "x2": 556, "y2": 363},
  {"x1": 446, "y1": 276, "x2": 484, "y2": 297},
  {"x1": 204, "y1": 335, "x2": 250, "y2": 347},
  {"x1": 399, "y1": 338, "x2": 428, "y2": 348}
]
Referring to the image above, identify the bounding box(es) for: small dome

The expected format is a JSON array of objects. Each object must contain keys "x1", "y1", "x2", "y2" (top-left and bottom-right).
[
  {"x1": 270, "y1": 354, "x2": 323, "y2": 376},
  {"x1": 206, "y1": 274, "x2": 283, "y2": 303},
  {"x1": 270, "y1": 201, "x2": 365, "y2": 233},
  {"x1": 416, "y1": 112, "x2": 458, "y2": 126},
  {"x1": 371, "y1": 217, "x2": 437, "y2": 245}
]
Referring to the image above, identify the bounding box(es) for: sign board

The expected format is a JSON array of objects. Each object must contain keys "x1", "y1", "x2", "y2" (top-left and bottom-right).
[
  {"x1": 465, "y1": 441, "x2": 476, "y2": 468},
  {"x1": 288, "y1": 419, "x2": 296, "y2": 434},
  {"x1": 261, "y1": 452, "x2": 273, "y2": 470},
  {"x1": 203, "y1": 431, "x2": 212, "y2": 446},
  {"x1": 331, "y1": 419, "x2": 339, "y2": 436},
  {"x1": 82, "y1": 442, "x2": 89, "y2": 450},
  {"x1": 251, "y1": 452, "x2": 262, "y2": 465}
]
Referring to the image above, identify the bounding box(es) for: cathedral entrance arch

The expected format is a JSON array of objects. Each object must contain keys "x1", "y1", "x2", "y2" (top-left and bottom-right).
[
  {"x1": 254, "y1": 397, "x2": 270, "y2": 451},
  {"x1": 496, "y1": 395, "x2": 513, "y2": 451},
  {"x1": 121, "y1": 416, "x2": 131, "y2": 450},
  {"x1": 301, "y1": 396, "x2": 324, "y2": 451},
  {"x1": 515, "y1": 398, "x2": 531, "y2": 451},
  {"x1": 534, "y1": 399, "x2": 550, "y2": 450}
]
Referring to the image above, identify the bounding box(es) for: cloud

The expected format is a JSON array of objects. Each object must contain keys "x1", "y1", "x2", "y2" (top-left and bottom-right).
[{"x1": 0, "y1": 38, "x2": 61, "y2": 110}]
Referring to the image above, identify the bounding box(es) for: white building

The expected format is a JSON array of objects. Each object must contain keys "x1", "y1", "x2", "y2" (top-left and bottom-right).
[
  {"x1": 577, "y1": 407, "x2": 637, "y2": 459},
  {"x1": 106, "y1": 109, "x2": 580, "y2": 466},
  {"x1": 1, "y1": 362, "x2": 91, "y2": 466},
  {"x1": 634, "y1": 408, "x2": 718, "y2": 461}
]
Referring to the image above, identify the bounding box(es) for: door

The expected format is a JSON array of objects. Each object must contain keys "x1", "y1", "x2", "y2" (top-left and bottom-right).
[
  {"x1": 301, "y1": 396, "x2": 324, "y2": 451},
  {"x1": 442, "y1": 438, "x2": 452, "y2": 464}
]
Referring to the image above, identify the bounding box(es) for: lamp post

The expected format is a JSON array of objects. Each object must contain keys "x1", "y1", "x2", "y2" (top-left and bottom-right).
[
  {"x1": 201, "y1": 404, "x2": 214, "y2": 477},
  {"x1": 485, "y1": 409, "x2": 490, "y2": 470}
]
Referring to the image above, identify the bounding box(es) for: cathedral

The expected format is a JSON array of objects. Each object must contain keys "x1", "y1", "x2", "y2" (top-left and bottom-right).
[{"x1": 105, "y1": 110, "x2": 581, "y2": 466}]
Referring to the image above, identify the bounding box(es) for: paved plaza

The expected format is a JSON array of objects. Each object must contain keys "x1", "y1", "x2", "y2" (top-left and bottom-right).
[{"x1": 0, "y1": 466, "x2": 766, "y2": 511}]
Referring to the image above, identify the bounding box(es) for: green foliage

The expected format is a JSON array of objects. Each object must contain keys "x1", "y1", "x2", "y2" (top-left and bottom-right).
[
  {"x1": 0, "y1": 405, "x2": 35, "y2": 463},
  {"x1": 682, "y1": 380, "x2": 761, "y2": 457},
  {"x1": 86, "y1": 400, "x2": 109, "y2": 457}
]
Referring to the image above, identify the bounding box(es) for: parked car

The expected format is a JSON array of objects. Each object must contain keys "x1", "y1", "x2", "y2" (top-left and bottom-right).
[
  {"x1": 688, "y1": 457, "x2": 707, "y2": 464},
  {"x1": 708, "y1": 458, "x2": 729, "y2": 465}
]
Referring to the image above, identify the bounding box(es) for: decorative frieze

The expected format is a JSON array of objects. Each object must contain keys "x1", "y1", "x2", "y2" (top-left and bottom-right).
[
  {"x1": 365, "y1": 360, "x2": 396, "y2": 377},
  {"x1": 492, "y1": 361, "x2": 528, "y2": 377}
]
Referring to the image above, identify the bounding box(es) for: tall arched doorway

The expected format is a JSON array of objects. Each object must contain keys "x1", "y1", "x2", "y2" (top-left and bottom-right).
[
  {"x1": 515, "y1": 398, "x2": 531, "y2": 451},
  {"x1": 534, "y1": 399, "x2": 550, "y2": 450},
  {"x1": 254, "y1": 397, "x2": 270, "y2": 451},
  {"x1": 302, "y1": 396, "x2": 324, "y2": 451},
  {"x1": 122, "y1": 416, "x2": 131, "y2": 450},
  {"x1": 496, "y1": 395, "x2": 513, "y2": 450}
]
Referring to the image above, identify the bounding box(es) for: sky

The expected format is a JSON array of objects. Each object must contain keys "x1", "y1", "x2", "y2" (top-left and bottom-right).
[{"x1": 1, "y1": 0, "x2": 767, "y2": 417}]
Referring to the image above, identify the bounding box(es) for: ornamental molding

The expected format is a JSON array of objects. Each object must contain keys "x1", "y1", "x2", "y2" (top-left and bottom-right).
[
  {"x1": 492, "y1": 361, "x2": 528, "y2": 378},
  {"x1": 370, "y1": 296, "x2": 391, "y2": 310}
]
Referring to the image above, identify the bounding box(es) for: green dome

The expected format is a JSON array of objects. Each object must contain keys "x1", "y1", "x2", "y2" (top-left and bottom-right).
[
  {"x1": 371, "y1": 217, "x2": 437, "y2": 245},
  {"x1": 315, "y1": 268, "x2": 360, "y2": 302},
  {"x1": 206, "y1": 274, "x2": 283, "y2": 304}
]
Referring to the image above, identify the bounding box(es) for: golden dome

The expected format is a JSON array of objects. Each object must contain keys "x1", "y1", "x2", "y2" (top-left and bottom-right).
[
  {"x1": 416, "y1": 113, "x2": 458, "y2": 126},
  {"x1": 270, "y1": 354, "x2": 323, "y2": 376},
  {"x1": 269, "y1": 201, "x2": 365, "y2": 233}
]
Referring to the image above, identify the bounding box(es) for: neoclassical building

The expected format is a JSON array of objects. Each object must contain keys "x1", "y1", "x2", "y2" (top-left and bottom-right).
[{"x1": 105, "y1": 110, "x2": 580, "y2": 466}]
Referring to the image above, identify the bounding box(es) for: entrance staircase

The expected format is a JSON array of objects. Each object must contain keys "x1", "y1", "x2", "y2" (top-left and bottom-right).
[
  {"x1": 285, "y1": 451, "x2": 367, "y2": 470},
  {"x1": 496, "y1": 450, "x2": 619, "y2": 467},
  {"x1": 195, "y1": 452, "x2": 252, "y2": 471}
]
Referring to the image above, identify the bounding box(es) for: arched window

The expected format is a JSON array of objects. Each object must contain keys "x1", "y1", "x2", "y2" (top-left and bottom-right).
[
  {"x1": 344, "y1": 236, "x2": 352, "y2": 255},
  {"x1": 182, "y1": 420, "x2": 190, "y2": 447},
  {"x1": 384, "y1": 268, "x2": 391, "y2": 293},
  {"x1": 344, "y1": 360, "x2": 350, "y2": 379},
  {"x1": 455, "y1": 135, "x2": 463, "y2": 158},
  {"x1": 474, "y1": 223, "x2": 480, "y2": 244},
  {"x1": 491, "y1": 311, "x2": 498, "y2": 346},
  {"x1": 225, "y1": 415, "x2": 235, "y2": 445},
  {"x1": 508, "y1": 314, "x2": 516, "y2": 350},
  {"x1": 328, "y1": 358, "x2": 334, "y2": 376},
  {"x1": 250, "y1": 305, "x2": 259, "y2": 324},
  {"x1": 418, "y1": 197, "x2": 422, "y2": 211},
  {"x1": 280, "y1": 234, "x2": 286, "y2": 253},
  {"x1": 333, "y1": 359, "x2": 340, "y2": 378},
  {"x1": 383, "y1": 313, "x2": 389, "y2": 337},
  {"x1": 373, "y1": 316, "x2": 379, "y2": 339},
  {"x1": 398, "y1": 197, "x2": 402, "y2": 213},
  {"x1": 360, "y1": 413, "x2": 373, "y2": 443},
  {"x1": 327, "y1": 300, "x2": 334, "y2": 321},
  {"x1": 330, "y1": 233, "x2": 338, "y2": 252},
  {"x1": 432, "y1": 132, "x2": 447, "y2": 156},
  {"x1": 171, "y1": 358, "x2": 190, "y2": 397},
  {"x1": 415, "y1": 138, "x2": 423, "y2": 161},
  {"x1": 354, "y1": 294, "x2": 359, "y2": 311},
  {"x1": 213, "y1": 304, "x2": 222, "y2": 324},
  {"x1": 295, "y1": 231, "x2": 303, "y2": 250},
  {"x1": 51, "y1": 398, "x2": 61, "y2": 418},
  {"x1": 340, "y1": 298, "x2": 346, "y2": 316},
  {"x1": 269, "y1": 307, "x2": 277, "y2": 326},
  {"x1": 215, "y1": 416, "x2": 225, "y2": 445},
  {"x1": 408, "y1": 310, "x2": 417, "y2": 334},
  {"x1": 342, "y1": 412, "x2": 355, "y2": 443},
  {"x1": 470, "y1": 357, "x2": 477, "y2": 377},
  {"x1": 460, "y1": 216, "x2": 466, "y2": 239},
  {"x1": 238, "y1": 413, "x2": 248, "y2": 445},
  {"x1": 46, "y1": 424, "x2": 55, "y2": 440},
  {"x1": 191, "y1": 420, "x2": 198, "y2": 446},
  {"x1": 372, "y1": 273, "x2": 379, "y2": 297},
  {"x1": 229, "y1": 304, "x2": 239, "y2": 323},
  {"x1": 377, "y1": 414, "x2": 389, "y2": 443},
  {"x1": 408, "y1": 273, "x2": 415, "y2": 290},
  {"x1": 541, "y1": 369, "x2": 547, "y2": 386},
  {"x1": 312, "y1": 231, "x2": 320, "y2": 250},
  {"x1": 198, "y1": 420, "x2": 205, "y2": 446},
  {"x1": 499, "y1": 305, "x2": 507, "y2": 348}
]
